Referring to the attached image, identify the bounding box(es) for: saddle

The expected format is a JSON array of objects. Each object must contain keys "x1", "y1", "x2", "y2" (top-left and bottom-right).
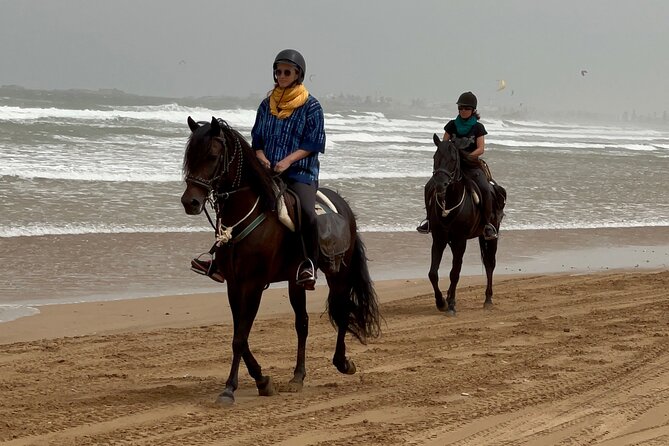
[
  {"x1": 457, "y1": 159, "x2": 507, "y2": 224},
  {"x1": 277, "y1": 185, "x2": 350, "y2": 273}
]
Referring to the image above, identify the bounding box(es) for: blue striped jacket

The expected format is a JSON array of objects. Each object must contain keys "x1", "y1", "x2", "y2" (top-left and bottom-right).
[{"x1": 251, "y1": 95, "x2": 326, "y2": 185}]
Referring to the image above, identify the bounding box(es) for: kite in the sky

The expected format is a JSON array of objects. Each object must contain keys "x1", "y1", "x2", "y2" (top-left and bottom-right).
[
  {"x1": 580, "y1": 69, "x2": 588, "y2": 76},
  {"x1": 497, "y1": 79, "x2": 507, "y2": 91}
]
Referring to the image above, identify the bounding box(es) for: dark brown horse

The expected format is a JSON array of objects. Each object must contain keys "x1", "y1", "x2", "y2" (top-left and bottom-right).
[
  {"x1": 426, "y1": 134, "x2": 505, "y2": 315},
  {"x1": 181, "y1": 117, "x2": 380, "y2": 405}
]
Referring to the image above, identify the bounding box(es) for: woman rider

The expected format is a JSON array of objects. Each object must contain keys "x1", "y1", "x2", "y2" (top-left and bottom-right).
[
  {"x1": 191, "y1": 49, "x2": 326, "y2": 290},
  {"x1": 417, "y1": 91, "x2": 498, "y2": 240}
]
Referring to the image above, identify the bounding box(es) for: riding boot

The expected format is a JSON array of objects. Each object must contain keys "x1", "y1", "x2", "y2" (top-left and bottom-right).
[{"x1": 296, "y1": 258, "x2": 316, "y2": 290}]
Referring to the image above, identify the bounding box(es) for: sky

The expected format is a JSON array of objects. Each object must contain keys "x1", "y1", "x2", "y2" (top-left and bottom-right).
[{"x1": 1, "y1": 0, "x2": 668, "y2": 115}]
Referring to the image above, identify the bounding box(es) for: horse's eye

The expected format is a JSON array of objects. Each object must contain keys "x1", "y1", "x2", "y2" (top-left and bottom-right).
[{"x1": 208, "y1": 155, "x2": 219, "y2": 162}]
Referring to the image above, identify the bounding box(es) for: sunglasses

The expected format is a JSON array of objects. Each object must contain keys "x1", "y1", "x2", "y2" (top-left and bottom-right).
[
  {"x1": 274, "y1": 69, "x2": 295, "y2": 77},
  {"x1": 458, "y1": 106, "x2": 474, "y2": 111}
]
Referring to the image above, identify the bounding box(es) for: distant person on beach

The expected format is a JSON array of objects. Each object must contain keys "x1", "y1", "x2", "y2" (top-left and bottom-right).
[
  {"x1": 191, "y1": 49, "x2": 326, "y2": 290},
  {"x1": 417, "y1": 91, "x2": 498, "y2": 240}
]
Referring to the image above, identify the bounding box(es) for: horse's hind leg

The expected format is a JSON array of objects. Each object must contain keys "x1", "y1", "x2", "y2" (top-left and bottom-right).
[
  {"x1": 429, "y1": 236, "x2": 448, "y2": 311},
  {"x1": 328, "y1": 277, "x2": 357, "y2": 375},
  {"x1": 286, "y1": 283, "x2": 308, "y2": 392},
  {"x1": 479, "y1": 237, "x2": 498, "y2": 309},
  {"x1": 446, "y1": 239, "x2": 467, "y2": 316}
]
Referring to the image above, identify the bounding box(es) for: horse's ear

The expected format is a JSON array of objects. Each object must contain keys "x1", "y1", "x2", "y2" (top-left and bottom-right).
[
  {"x1": 209, "y1": 117, "x2": 221, "y2": 136},
  {"x1": 187, "y1": 116, "x2": 199, "y2": 133},
  {"x1": 433, "y1": 133, "x2": 441, "y2": 146}
]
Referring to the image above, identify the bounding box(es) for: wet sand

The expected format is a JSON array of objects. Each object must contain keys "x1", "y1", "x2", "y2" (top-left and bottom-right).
[
  {"x1": 1, "y1": 268, "x2": 668, "y2": 445},
  {"x1": 1, "y1": 226, "x2": 668, "y2": 306}
]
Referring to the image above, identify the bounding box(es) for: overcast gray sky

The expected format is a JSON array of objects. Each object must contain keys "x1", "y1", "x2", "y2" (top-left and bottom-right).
[{"x1": 2, "y1": 1, "x2": 668, "y2": 114}]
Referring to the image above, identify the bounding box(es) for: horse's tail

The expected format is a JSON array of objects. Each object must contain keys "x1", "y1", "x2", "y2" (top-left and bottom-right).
[{"x1": 328, "y1": 234, "x2": 381, "y2": 344}]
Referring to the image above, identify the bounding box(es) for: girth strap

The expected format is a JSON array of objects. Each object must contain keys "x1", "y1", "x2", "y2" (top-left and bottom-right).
[{"x1": 230, "y1": 213, "x2": 267, "y2": 244}]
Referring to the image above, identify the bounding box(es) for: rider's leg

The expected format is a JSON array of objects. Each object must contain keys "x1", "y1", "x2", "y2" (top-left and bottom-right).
[
  {"x1": 472, "y1": 169, "x2": 497, "y2": 240},
  {"x1": 417, "y1": 178, "x2": 435, "y2": 234},
  {"x1": 290, "y1": 181, "x2": 318, "y2": 290}
]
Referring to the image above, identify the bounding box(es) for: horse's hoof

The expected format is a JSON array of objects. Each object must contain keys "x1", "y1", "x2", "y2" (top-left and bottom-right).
[
  {"x1": 344, "y1": 359, "x2": 357, "y2": 375},
  {"x1": 257, "y1": 376, "x2": 277, "y2": 396},
  {"x1": 285, "y1": 378, "x2": 304, "y2": 393},
  {"x1": 215, "y1": 391, "x2": 235, "y2": 406},
  {"x1": 334, "y1": 358, "x2": 357, "y2": 375},
  {"x1": 446, "y1": 309, "x2": 456, "y2": 317},
  {"x1": 483, "y1": 301, "x2": 493, "y2": 310}
]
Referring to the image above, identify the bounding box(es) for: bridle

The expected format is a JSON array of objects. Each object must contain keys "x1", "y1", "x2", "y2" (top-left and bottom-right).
[
  {"x1": 185, "y1": 127, "x2": 243, "y2": 195},
  {"x1": 432, "y1": 143, "x2": 465, "y2": 217},
  {"x1": 184, "y1": 123, "x2": 263, "y2": 244}
]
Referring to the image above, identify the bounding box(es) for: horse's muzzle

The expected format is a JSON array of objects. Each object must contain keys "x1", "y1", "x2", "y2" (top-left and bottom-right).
[{"x1": 181, "y1": 193, "x2": 204, "y2": 215}]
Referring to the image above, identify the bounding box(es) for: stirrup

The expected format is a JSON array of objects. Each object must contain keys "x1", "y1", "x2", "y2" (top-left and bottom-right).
[
  {"x1": 190, "y1": 254, "x2": 225, "y2": 283},
  {"x1": 416, "y1": 219, "x2": 430, "y2": 234},
  {"x1": 296, "y1": 259, "x2": 316, "y2": 290},
  {"x1": 484, "y1": 224, "x2": 498, "y2": 241}
]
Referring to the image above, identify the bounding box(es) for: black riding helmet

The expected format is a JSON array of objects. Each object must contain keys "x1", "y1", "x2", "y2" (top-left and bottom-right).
[
  {"x1": 456, "y1": 91, "x2": 478, "y2": 109},
  {"x1": 273, "y1": 49, "x2": 306, "y2": 84}
]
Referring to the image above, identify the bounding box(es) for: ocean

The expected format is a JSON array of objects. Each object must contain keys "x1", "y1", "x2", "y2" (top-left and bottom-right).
[{"x1": 1, "y1": 89, "x2": 668, "y2": 321}]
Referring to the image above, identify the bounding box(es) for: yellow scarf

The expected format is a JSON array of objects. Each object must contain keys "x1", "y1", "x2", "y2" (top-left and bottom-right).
[{"x1": 269, "y1": 84, "x2": 309, "y2": 119}]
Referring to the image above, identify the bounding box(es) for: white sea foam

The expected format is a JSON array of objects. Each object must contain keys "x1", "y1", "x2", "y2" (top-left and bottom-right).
[
  {"x1": 0, "y1": 224, "x2": 210, "y2": 238},
  {"x1": 2, "y1": 101, "x2": 668, "y2": 239},
  {"x1": 0, "y1": 104, "x2": 257, "y2": 126},
  {"x1": 0, "y1": 305, "x2": 40, "y2": 323}
]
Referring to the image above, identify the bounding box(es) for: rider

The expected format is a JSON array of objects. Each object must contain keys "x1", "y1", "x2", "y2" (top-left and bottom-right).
[
  {"x1": 191, "y1": 49, "x2": 326, "y2": 290},
  {"x1": 417, "y1": 91, "x2": 498, "y2": 240}
]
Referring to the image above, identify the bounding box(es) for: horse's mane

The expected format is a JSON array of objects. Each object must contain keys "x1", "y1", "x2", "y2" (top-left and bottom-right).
[
  {"x1": 439, "y1": 140, "x2": 482, "y2": 171},
  {"x1": 183, "y1": 120, "x2": 277, "y2": 211}
]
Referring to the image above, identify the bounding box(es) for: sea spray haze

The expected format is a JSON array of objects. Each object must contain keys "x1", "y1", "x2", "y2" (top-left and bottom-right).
[{"x1": 2, "y1": 89, "x2": 668, "y2": 239}]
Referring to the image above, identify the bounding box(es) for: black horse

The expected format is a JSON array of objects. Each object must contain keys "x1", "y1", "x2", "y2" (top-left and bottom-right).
[
  {"x1": 425, "y1": 134, "x2": 505, "y2": 315},
  {"x1": 181, "y1": 117, "x2": 381, "y2": 405}
]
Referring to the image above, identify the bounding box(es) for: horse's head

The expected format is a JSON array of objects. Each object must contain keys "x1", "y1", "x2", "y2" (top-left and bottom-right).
[
  {"x1": 181, "y1": 116, "x2": 275, "y2": 215},
  {"x1": 431, "y1": 133, "x2": 462, "y2": 199}
]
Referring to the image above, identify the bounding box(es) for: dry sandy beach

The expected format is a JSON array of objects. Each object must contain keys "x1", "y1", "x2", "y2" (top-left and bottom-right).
[{"x1": 1, "y1": 227, "x2": 669, "y2": 445}]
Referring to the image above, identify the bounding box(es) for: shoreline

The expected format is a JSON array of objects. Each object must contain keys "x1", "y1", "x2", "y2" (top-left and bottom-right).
[{"x1": 0, "y1": 226, "x2": 668, "y2": 340}]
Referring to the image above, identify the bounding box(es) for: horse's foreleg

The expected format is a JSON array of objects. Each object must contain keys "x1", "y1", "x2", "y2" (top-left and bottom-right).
[
  {"x1": 287, "y1": 284, "x2": 308, "y2": 391},
  {"x1": 217, "y1": 289, "x2": 271, "y2": 405},
  {"x1": 242, "y1": 347, "x2": 276, "y2": 397},
  {"x1": 447, "y1": 239, "x2": 467, "y2": 316},
  {"x1": 429, "y1": 237, "x2": 448, "y2": 311},
  {"x1": 480, "y1": 238, "x2": 498, "y2": 309}
]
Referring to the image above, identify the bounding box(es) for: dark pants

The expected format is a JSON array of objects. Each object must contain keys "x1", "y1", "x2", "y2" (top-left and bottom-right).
[
  {"x1": 466, "y1": 168, "x2": 495, "y2": 226},
  {"x1": 288, "y1": 181, "x2": 319, "y2": 266}
]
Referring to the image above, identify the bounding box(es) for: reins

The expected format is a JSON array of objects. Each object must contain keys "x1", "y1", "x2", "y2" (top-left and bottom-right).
[{"x1": 437, "y1": 187, "x2": 466, "y2": 217}]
